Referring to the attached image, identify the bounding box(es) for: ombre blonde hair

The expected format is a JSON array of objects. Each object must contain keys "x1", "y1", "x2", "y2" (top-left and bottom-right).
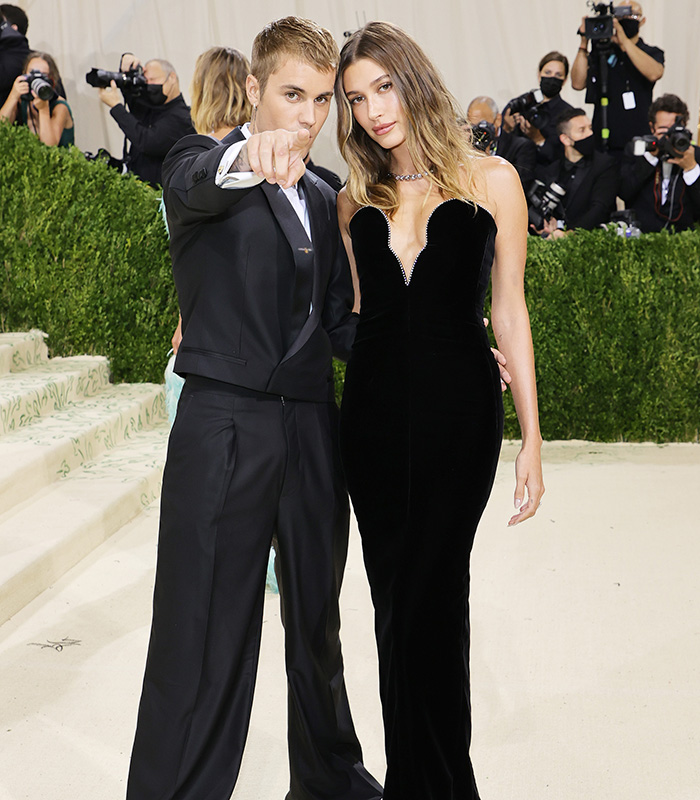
[
  {"x1": 190, "y1": 47, "x2": 251, "y2": 134},
  {"x1": 336, "y1": 22, "x2": 484, "y2": 217}
]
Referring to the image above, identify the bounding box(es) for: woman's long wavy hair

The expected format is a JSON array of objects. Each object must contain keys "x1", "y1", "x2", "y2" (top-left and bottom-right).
[
  {"x1": 24, "y1": 51, "x2": 63, "y2": 92},
  {"x1": 190, "y1": 47, "x2": 251, "y2": 134},
  {"x1": 336, "y1": 22, "x2": 483, "y2": 217}
]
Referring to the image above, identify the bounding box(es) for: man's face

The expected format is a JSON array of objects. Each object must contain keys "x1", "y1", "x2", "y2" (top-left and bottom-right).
[
  {"x1": 467, "y1": 101, "x2": 500, "y2": 128},
  {"x1": 651, "y1": 110, "x2": 680, "y2": 136},
  {"x1": 247, "y1": 58, "x2": 335, "y2": 155},
  {"x1": 144, "y1": 61, "x2": 176, "y2": 100},
  {"x1": 562, "y1": 115, "x2": 593, "y2": 145},
  {"x1": 615, "y1": 1, "x2": 645, "y2": 29}
]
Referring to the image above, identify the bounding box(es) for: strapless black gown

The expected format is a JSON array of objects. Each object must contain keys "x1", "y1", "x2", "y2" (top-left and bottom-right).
[{"x1": 340, "y1": 199, "x2": 503, "y2": 800}]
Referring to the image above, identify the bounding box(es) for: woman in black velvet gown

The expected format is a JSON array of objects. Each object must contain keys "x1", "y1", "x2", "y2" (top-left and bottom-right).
[{"x1": 335, "y1": 22, "x2": 545, "y2": 800}]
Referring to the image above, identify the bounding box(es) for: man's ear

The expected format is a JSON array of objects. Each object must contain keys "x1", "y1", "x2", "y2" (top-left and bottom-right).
[
  {"x1": 559, "y1": 132, "x2": 570, "y2": 147},
  {"x1": 246, "y1": 74, "x2": 260, "y2": 108},
  {"x1": 495, "y1": 112, "x2": 503, "y2": 130}
]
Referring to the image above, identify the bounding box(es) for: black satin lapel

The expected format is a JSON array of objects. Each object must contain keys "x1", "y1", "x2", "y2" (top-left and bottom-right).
[{"x1": 260, "y1": 181, "x2": 312, "y2": 255}]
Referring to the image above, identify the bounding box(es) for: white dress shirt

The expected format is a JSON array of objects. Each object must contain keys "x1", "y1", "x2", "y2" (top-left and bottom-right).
[
  {"x1": 643, "y1": 151, "x2": 700, "y2": 205},
  {"x1": 215, "y1": 123, "x2": 312, "y2": 240}
]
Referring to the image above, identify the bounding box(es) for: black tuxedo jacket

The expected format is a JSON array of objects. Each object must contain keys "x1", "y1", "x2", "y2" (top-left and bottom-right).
[
  {"x1": 536, "y1": 150, "x2": 620, "y2": 229},
  {"x1": 620, "y1": 145, "x2": 700, "y2": 233},
  {"x1": 162, "y1": 127, "x2": 357, "y2": 402}
]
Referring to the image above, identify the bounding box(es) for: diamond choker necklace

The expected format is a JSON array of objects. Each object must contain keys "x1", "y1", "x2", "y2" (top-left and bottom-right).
[{"x1": 388, "y1": 170, "x2": 431, "y2": 181}]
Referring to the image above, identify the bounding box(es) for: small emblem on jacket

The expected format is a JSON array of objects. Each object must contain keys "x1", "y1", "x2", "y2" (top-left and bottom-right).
[{"x1": 298, "y1": 247, "x2": 313, "y2": 254}]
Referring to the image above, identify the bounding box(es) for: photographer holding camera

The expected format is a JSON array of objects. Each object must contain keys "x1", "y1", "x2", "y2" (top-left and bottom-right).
[
  {"x1": 466, "y1": 95, "x2": 537, "y2": 192},
  {"x1": 620, "y1": 94, "x2": 700, "y2": 233},
  {"x1": 95, "y1": 53, "x2": 194, "y2": 186},
  {"x1": 572, "y1": 1, "x2": 664, "y2": 160},
  {"x1": 532, "y1": 108, "x2": 619, "y2": 238},
  {"x1": 0, "y1": 8, "x2": 28, "y2": 108},
  {"x1": 0, "y1": 50, "x2": 73, "y2": 147},
  {"x1": 502, "y1": 51, "x2": 574, "y2": 168}
]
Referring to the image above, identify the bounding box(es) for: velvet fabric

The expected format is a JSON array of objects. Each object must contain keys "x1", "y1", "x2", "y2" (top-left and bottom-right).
[{"x1": 340, "y1": 200, "x2": 503, "y2": 800}]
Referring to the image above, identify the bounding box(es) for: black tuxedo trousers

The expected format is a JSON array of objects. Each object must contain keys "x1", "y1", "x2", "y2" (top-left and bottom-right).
[{"x1": 126, "y1": 377, "x2": 381, "y2": 800}]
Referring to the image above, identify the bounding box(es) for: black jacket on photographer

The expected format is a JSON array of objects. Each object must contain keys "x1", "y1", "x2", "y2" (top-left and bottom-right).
[
  {"x1": 111, "y1": 88, "x2": 194, "y2": 187},
  {"x1": 586, "y1": 39, "x2": 664, "y2": 154},
  {"x1": 494, "y1": 134, "x2": 537, "y2": 193},
  {"x1": 504, "y1": 94, "x2": 573, "y2": 170},
  {"x1": 0, "y1": 18, "x2": 29, "y2": 107},
  {"x1": 620, "y1": 144, "x2": 700, "y2": 233},
  {"x1": 535, "y1": 146, "x2": 619, "y2": 230}
]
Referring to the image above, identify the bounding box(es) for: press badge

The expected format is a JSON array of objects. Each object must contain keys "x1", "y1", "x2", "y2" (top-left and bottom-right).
[{"x1": 622, "y1": 91, "x2": 636, "y2": 110}]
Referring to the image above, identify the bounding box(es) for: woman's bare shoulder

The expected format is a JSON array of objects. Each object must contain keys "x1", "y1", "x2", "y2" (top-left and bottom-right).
[{"x1": 336, "y1": 186, "x2": 360, "y2": 231}]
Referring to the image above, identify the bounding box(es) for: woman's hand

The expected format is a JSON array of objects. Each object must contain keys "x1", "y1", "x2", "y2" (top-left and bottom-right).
[
  {"x1": 10, "y1": 73, "x2": 30, "y2": 102},
  {"x1": 508, "y1": 445, "x2": 544, "y2": 526},
  {"x1": 171, "y1": 315, "x2": 183, "y2": 354},
  {"x1": 31, "y1": 92, "x2": 48, "y2": 111}
]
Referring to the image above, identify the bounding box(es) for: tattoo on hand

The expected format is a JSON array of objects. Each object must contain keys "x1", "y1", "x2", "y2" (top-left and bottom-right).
[{"x1": 231, "y1": 146, "x2": 251, "y2": 173}]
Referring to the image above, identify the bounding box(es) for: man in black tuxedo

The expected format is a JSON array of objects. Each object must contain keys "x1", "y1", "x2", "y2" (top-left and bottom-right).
[
  {"x1": 125, "y1": 17, "x2": 382, "y2": 800},
  {"x1": 620, "y1": 93, "x2": 700, "y2": 233},
  {"x1": 533, "y1": 107, "x2": 619, "y2": 238}
]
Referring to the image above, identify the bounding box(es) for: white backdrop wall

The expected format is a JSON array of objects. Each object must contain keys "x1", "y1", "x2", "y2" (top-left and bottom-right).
[{"x1": 19, "y1": 0, "x2": 700, "y2": 177}]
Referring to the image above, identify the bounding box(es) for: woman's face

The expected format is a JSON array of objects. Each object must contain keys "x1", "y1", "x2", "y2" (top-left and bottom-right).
[
  {"x1": 539, "y1": 59, "x2": 566, "y2": 82},
  {"x1": 27, "y1": 57, "x2": 51, "y2": 78},
  {"x1": 342, "y1": 57, "x2": 407, "y2": 151}
]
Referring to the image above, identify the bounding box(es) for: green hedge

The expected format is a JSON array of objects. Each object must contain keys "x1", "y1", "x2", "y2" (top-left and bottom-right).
[
  {"x1": 0, "y1": 122, "x2": 177, "y2": 384},
  {"x1": 1, "y1": 122, "x2": 699, "y2": 441}
]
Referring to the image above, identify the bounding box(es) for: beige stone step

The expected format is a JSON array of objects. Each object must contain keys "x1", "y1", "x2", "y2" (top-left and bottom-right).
[
  {"x1": 0, "y1": 355, "x2": 111, "y2": 435},
  {"x1": 0, "y1": 425, "x2": 170, "y2": 626},
  {"x1": 0, "y1": 383, "x2": 166, "y2": 515},
  {"x1": 0, "y1": 329, "x2": 49, "y2": 376}
]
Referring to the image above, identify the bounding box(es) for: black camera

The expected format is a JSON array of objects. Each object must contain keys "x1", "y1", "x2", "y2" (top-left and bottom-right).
[
  {"x1": 632, "y1": 117, "x2": 692, "y2": 160},
  {"x1": 22, "y1": 70, "x2": 56, "y2": 101},
  {"x1": 86, "y1": 65, "x2": 147, "y2": 93},
  {"x1": 527, "y1": 180, "x2": 567, "y2": 230},
  {"x1": 471, "y1": 120, "x2": 497, "y2": 153},
  {"x1": 508, "y1": 89, "x2": 546, "y2": 130},
  {"x1": 584, "y1": 2, "x2": 632, "y2": 43}
]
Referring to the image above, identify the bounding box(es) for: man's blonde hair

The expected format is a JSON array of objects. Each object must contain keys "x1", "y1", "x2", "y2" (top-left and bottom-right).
[{"x1": 251, "y1": 16, "x2": 338, "y2": 96}]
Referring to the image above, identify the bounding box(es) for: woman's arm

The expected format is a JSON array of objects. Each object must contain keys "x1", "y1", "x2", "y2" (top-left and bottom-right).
[
  {"x1": 337, "y1": 187, "x2": 361, "y2": 313},
  {"x1": 32, "y1": 96, "x2": 71, "y2": 146},
  {"x1": 484, "y1": 158, "x2": 544, "y2": 525}
]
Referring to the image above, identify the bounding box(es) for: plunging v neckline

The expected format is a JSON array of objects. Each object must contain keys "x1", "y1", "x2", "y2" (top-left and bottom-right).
[{"x1": 375, "y1": 199, "x2": 459, "y2": 286}]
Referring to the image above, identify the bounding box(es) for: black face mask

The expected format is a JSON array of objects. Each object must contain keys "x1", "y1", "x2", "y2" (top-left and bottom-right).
[
  {"x1": 540, "y1": 77, "x2": 564, "y2": 99},
  {"x1": 573, "y1": 134, "x2": 596, "y2": 157},
  {"x1": 619, "y1": 18, "x2": 640, "y2": 38},
  {"x1": 142, "y1": 83, "x2": 167, "y2": 106}
]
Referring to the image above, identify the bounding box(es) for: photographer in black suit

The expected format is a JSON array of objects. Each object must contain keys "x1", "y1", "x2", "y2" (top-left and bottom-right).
[
  {"x1": 96, "y1": 53, "x2": 194, "y2": 186},
  {"x1": 466, "y1": 95, "x2": 537, "y2": 192},
  {"x1": 502, "y1": 50, "x2": 574, "y2": 169},
  {"x1": 620, "y1": 93, "x2": 700, "y2": 233},
  {"x1": 572, "y1": 1, "x2": 664, "y2": 160},
  {"x1": 533, "y1": 108, "x2": 619, "y2": 238}
]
